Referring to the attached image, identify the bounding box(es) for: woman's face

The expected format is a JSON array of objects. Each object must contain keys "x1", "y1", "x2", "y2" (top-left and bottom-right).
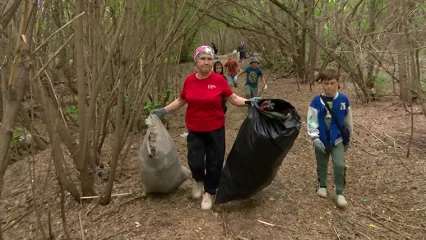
[
  {"x1": 196, "y1": 54, "x2": 214, "y2": 74},
  {"x1": 214, "y1": 63, "x2": 222, "y2": 73}
]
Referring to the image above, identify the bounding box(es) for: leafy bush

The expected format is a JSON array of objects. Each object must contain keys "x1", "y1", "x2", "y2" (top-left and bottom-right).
[
  {"x1": 10, "y1": 129, "x2": 24, "y2": 149},
  {"x1": 367, "y1": 73, "x2": 391, "y2": 99},
  {"x1": 65, "y1": 105, "x2": 78, "y2": 119}
]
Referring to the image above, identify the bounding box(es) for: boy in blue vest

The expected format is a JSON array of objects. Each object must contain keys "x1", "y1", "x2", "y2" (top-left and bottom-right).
[
  {"x1": 234, "y1": 56, "x2": 266, "y2": 98},
  {"x1": 307, "y1": 69, "x2": 353, "y2": 208}
]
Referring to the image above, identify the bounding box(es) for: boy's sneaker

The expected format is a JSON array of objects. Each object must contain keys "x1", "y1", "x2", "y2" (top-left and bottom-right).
[
  {"x1": 192, "y1": 181, "x2": 203, "y2": 199},
  {"x1": 317, "y1": 187, "x2": 327, "y2": 198},
  {"x1": 201, "y1": 192, "x2": 213, "y2": 210},
  {"x1": 336, "y1": 195, "x2": 348, "y2": 208}
]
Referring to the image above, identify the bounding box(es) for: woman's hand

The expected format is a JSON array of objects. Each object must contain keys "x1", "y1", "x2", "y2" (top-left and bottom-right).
[
  {"x1": 151, "y1": 108, "x2": 166, "y2": 118},
  {"x1": 247, "y1": 97, "x2": 262, "y2": 106}
]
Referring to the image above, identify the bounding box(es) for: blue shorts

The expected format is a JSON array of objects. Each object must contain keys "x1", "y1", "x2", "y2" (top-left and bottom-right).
[
  {"x1": 227, "y1": 74, "x2": 236, "y2": 87},
  {"x1": 245, "y1": 85, "x2": 258, "y2": 98}
]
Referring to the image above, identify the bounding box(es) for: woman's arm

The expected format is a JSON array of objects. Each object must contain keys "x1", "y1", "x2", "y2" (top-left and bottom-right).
[
  {"x1": 226, "y1": 93, "x2": 248, "y2": 107},
  {"x1": 164, "y1": 97, "x2": 186, "y2": 113}
]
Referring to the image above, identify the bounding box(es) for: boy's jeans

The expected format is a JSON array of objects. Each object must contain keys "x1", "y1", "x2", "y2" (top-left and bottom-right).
[
  {"x1": 315, "y1": 142, "x2": 346, "y2": 195},
  {"x1": 227, "y1": 74, "x2": 236, "y2": 87},
  {"x1": 245, "y1": 85, "x2": 258, "y2": 98}
]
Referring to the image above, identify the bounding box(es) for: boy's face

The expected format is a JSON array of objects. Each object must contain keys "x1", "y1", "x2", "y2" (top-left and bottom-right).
[
  {"x1": 250, "y1": 62, "x2": 259, "y2": 68},
  {"x1": 228, "y1": 56, "x2": 232, "y2": 61},
  {"x1": 320, "y1": 79, "x2": 339, "y2": 96}
]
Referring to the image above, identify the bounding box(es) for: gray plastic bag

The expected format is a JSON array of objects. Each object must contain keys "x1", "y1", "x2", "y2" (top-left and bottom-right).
[{"x1": 139, "y1": 114, "x2": 191, "y2": 193}]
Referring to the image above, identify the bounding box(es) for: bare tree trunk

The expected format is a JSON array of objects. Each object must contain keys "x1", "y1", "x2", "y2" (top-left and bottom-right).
[
  {"x1": 91, "y1": 0, "x2": 102, "y2": 166},
  {"x1": 59, "y1": 180, "x2": 72, "y2": 239},
  {"x1": 0, "y1": 36, "x2": 8, "y2": 122},
  {"x1": 399, "y1": 1, "x2": 410, "y2": 102},
  {"x1": 0, "y1": 2, "x2": 37, "y2": 239},
  {"x1": 74, "y1": 0, "x2": 96, "y2": 196},
  {"x1": 299, "y1": 1, "x2": 307, "y2": 82},
  {"x1": 18, "y1": 107, "x2": 47, "y2": 150},
  {"x1": 365, "y1": 0, "x2": 376, "y2": 92},
  {"x1": 81, "y1": 0, "x2": 127, "y2": 181},
  {"x1": 306, "y1": 0, "x2": 317, "y2": 85},
  {"x1": 32, "y1": 71, "x2": 81, "y2": 201},
  {"x1": 100, "y1": 0, "x2": 134, "y2": 205},
  {"x1": 405, "y1": 1, "x2": 426, "y2": 114},
  {"x1": 0, "y1": 0, "x2": 23, "y2": 29},
  {"x1": 179, "y1": 27, "x2": 199, "y2": 63},
  {"x1": 316, "y1": 1, "x2": 326, "y2": 67}
]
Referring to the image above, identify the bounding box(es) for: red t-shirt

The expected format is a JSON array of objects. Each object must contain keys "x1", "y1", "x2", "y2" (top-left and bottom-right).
[
  {"x1": 180, "y1": 72, "x2": 233, "y2": 132},
  {"x1": 225, "y1": 60, "x2": 239, "y2": 75}
]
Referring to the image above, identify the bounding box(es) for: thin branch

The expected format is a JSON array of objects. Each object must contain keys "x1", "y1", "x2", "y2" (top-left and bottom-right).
[
  {"x1": 358, "y1": 212, "x2": 412, "y2": 240},
  {"x1": 33, "y1": 11, "x2": 85, "y2": 54},
  {"x1": 31, "y1": 33, "x2": 75, "y2": 82},
  {"x1": 406, "y1": 103, "x2": 414, "y2": 158}
]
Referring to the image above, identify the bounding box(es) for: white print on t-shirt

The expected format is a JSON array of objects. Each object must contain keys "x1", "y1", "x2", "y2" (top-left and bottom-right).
[
  {"x1": 207, "y1": 85, "x2": 217, "y2": 89},
  {"x1": 340, "y1": 102, "x2": 346, "y2": 110}
]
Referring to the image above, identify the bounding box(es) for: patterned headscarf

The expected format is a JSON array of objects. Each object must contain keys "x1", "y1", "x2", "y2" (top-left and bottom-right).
[{"x1": 193, "y1": 45, "x2": 214, "y2": 62}]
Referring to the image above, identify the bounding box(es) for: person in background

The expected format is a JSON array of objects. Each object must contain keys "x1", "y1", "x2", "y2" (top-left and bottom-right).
[
  {"x1": 213, "y1": 60, "x2": 228, "y2": 114},
  {"x1": 152, "y1": 46, "x2": 259, "y2": 210},
  {"x1": 307, "y1": 69, "x2": 353, "y2": 209},
  {"x1": 237, "y1": 41, "x2": 246, "y2": 62},
  {"x1": 224, "y1": 54, "x2": 240, "y2": 88},
  {"x1": 234, "y1": 56, "x2": 266, "y2": 98},
  {"x1": 211, "y1": 42, "x2": 218, "y2": 59}
]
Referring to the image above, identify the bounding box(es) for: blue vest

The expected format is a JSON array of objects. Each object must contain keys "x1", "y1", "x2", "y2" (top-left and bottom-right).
[{"x1": 310, "y1": 93, "x2": 350, "y2": 146}]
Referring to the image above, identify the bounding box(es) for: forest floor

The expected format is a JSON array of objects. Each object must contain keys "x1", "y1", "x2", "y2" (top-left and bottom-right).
[{"x1": 2, "y1": 55, "x2": 426, "y2": 240}]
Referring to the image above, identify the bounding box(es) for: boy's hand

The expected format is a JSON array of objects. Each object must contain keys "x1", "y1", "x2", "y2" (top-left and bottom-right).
[
  {"x1": 344, "y1": 142, "x2": 350, "y2": 152},
  {"x1": 233, "y1": 76, "x2": 238, "y2": 83},
  {"x1": 263, "y1": 84, "x2": 268, "y2": 90},
  {"x1": 312, "y1": 138, "x2": 326, "y2": 153}
]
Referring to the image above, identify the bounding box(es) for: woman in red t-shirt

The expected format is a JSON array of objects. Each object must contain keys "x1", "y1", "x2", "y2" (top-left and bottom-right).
[{"x1": 152, "y1": 46, "x2": 258, "y2": 210}]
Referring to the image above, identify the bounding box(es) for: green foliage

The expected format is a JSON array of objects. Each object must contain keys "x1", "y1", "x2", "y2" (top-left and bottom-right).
[
  {"x1": 179, "y1": 28, "x2": 199, "y2": 63},
  {"x1": 327, "y1": 1, "x2": 335, "y2": 10},
  {"x1": 369, "y1": 73, "x2": 391, "y2": 97},
  {"x1": 65, "y1": 105, "x2": 78, "y2": 119},
  {"x1": 313, "y1": 8, "x2": 320, "y2": 18},
  {"x1": 143, "y1": 88, "x2": 177, "y2": 113},
  {"x1": 10, "y1": 129, "x2": 24, "y2": 148},
  {"x1": 360, "y1": 19, "x2": 369, "y2": 30},
  {"x1": 420, "y1": 80, "x2": 426, "y2": 93},
  {"x1": 166, "y1": 87, "x2": 177, "y2": 102},
  {"x1": 143, "y1": 100, "x2": 162, "y2": 113}
]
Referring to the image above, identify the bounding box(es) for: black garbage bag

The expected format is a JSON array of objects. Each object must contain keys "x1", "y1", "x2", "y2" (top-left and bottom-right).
[{"x1": 215, "y1": 99, "x2": 301, "y2": 204}]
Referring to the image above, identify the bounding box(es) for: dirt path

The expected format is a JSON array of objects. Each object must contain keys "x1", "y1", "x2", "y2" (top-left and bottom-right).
[{"x1": 2, "y1": 56, "x2": 426, "y2": 239}]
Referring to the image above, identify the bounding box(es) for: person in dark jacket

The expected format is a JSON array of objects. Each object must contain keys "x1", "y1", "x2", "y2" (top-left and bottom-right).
[
  {"x1": 211, "y1": 42, "x2": 218, "y2": 58},
  {"x1": 238, "y1": 41, "x2": 246, "y2": 61}
]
